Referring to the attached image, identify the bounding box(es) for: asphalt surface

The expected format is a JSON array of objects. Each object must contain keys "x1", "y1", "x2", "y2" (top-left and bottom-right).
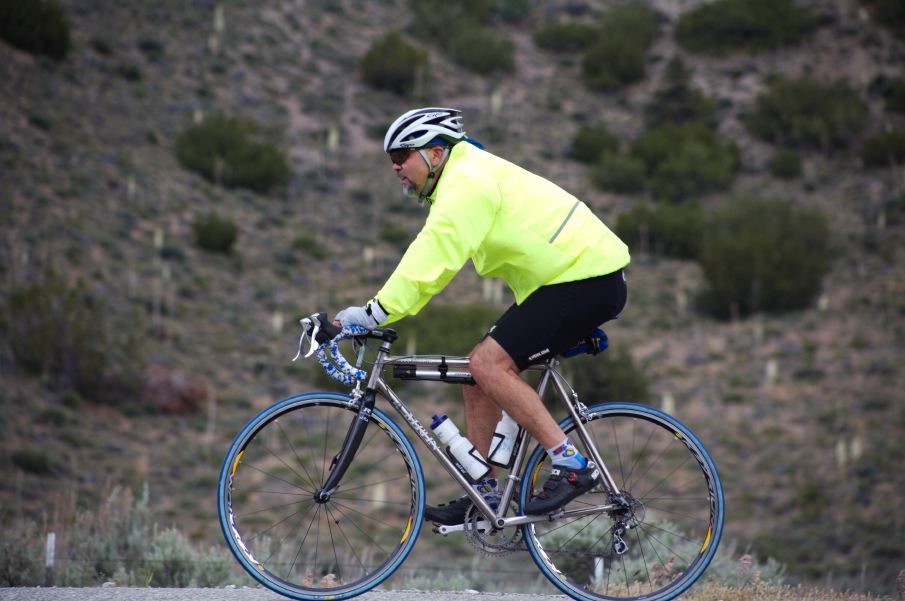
[{"x1": 0, "y1": 589, "x2": 569, "y2": 601}]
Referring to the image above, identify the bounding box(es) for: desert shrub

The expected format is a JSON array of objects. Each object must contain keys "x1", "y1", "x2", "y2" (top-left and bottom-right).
[
  {"x1": 175, "y1": 113, "x2": 289, "y2": 193},
  {"x1": 769, "y1": 149, "x2": 802, "y2": 179},
  {"x1": 379, "y1": 225, "x2": 412, "y2": 250},
  {"x1": 562, "y1": 347, "x2": 648, "y2": 406},
  {"x1": 293, "y1": 235, "x2": 329, "y2": 259},
  {"x1": 3, "y1": 270, "x2": 143, "y2": 404},
  {"x1": 581, "y1": 3, "x2": 657, "y2": 91},
  {"x1": 0, "y1": 0, "x2": 71, "y2": 61},
  {"x1": 57, "y1": 486, "x2": 153, "y2": 585},
  {"x1": 570, "y1": 122, "x2": 619, "y2": 163},
  {"x1": 137, "y1": 37, "x2": 164, "y2": 63},
  {"x1": 884, "y1": 78, "x2": 905, "y2": 113},
  {"x1": 644, "y1": 57, "x2": 717, "y2": 129},
  {"x1": 744, "y1": 76, "x2": 868, "y2": 150},
  {"x1": 408, "y1": 0, "x2": 515, "y2": 75},
  {"x1": 145, "y1": 529, "x2": 196, "y2": 587},
  {"x1": 866, "y1": 0, "x2": 905, "y2": 37},
  {"x1": 449, "y1": 27, "x2": 515, "y2": 75},
  {"x1": 408, "y1": 0, "x2": 494, "y2": 38},
  {"x1": 698, "y1": 197, "x2": 831, "y2": 318},
  {"x1": 676, "y1": 0, "x2": 816, "y2": 56},
  {"x1": 615, "y1": 203, "x2": 706, "y2": 260},
  {"x1": 495, "y1": 0, "x2": 531, "y2": 22},
  {"x1": 192, "y1": 212, "x2": 238, "y2": 254},
  {"x1": 0, "y1": 519, "x2": 44, "y2": 585},
  {"x1": 860, "y1": 130, "x2": 905, "y2": 168},
  {"x1": 402, "y1": 304, "x2": 500, "y2": 356},
  {"x1": 590, "y1": 153, "x2": 646, "y2": 194},
  {"x1": 631, "y1": 123, "x2": 740, "y2": 202},
  {"x1": 360, "y1": 31, "x2": 427, "y2": 95},
  {"x1": 11, "y1": 447, "x2": 53, "y2": 475},
  {"x1": 195, "y1": 546, "x2": 232, "y2": 587},
  {"x1": 534, "y1": 21, "x2": 596, "y2": 53}
]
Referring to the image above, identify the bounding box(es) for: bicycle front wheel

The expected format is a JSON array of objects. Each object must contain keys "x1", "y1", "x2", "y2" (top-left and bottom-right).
[
  {"x1": 218, "y1": 392, "x2": 425, "y2": 600},
  {"x1": 520, "y1": 402, "x2": 724, "y2": 601}
]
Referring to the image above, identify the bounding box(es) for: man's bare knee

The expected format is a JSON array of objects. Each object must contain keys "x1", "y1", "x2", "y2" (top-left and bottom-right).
[{"x1": 470, "y1": 338, "x2": 517, "y2": 384}]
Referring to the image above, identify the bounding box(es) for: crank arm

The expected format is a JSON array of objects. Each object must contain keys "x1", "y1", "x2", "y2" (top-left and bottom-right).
[
  {"x1": 434, "y1": 520, "x2": 494, "y2": 535},
  {"x1": 433, "y1": 502, "x2": 619, "y2": 534}
]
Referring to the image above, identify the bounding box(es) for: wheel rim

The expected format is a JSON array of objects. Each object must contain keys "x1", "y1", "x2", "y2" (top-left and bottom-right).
[
  {"x1": 219, "y1": 395, "x2": 423, "y2": 599},
  {"x1": 522, "y1": 404, "x2": 723, "y2": 601}
]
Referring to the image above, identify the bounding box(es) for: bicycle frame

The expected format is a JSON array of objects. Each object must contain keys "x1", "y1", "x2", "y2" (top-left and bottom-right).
[{"x1": 320, "y1": 332, "x2": 623, "y2": 532}]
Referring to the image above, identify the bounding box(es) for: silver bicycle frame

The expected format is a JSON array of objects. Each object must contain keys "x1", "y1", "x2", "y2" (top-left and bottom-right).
[{"x1": 364, "y1": 344, "x2": 622, "y2": 530}]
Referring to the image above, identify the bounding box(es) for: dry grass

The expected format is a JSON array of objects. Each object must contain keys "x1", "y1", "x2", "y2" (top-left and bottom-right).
[{"x1": 687, "y1": 582, "x2": 894, "y2": 601}]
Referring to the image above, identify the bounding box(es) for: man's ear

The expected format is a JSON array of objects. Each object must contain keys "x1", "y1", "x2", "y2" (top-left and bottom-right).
[{"x1": 430, "y1": 145, "x2": 446, "y2": 166}]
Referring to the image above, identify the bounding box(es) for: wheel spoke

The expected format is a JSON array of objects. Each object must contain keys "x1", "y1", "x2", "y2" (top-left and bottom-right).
[
  {"x1": 521, "y1": 407, "x2": 722, "y2": 601},
  {"x1": 219, "y1": 398, "x2": 422, "y2": 597}
]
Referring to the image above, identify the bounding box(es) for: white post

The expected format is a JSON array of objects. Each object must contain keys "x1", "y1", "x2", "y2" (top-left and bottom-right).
[{"x1": 45, "y1": 532, "x2": 56, "y2": 585}]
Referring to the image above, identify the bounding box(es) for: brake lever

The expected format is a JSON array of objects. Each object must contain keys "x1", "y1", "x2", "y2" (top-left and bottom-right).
[{"x1": 292, "y1": 317, "x2": 320, "y2": 361}]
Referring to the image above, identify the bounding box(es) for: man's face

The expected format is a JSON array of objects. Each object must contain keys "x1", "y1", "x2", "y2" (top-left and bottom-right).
[{"x1": 391, "y1": 146, "x2": 443, "y2": 196}]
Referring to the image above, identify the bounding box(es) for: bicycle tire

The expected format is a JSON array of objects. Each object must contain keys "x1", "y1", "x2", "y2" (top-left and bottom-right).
[
  {"x1": 519, "y1": 402, "x2": 724, "y2": 601},
  {"x1": 218, "y1": 392, "x2": 425, "y2": 600}
]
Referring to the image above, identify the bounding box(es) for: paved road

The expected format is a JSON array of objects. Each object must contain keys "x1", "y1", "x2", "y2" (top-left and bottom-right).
[{"x1": 0, "y1": 589, "x2": 568, "y2": 601}]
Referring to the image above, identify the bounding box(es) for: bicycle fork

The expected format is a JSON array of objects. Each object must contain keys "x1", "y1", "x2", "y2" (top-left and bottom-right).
[{"x1": 314, "y1": 388, "x2": 375, "y2": 502}]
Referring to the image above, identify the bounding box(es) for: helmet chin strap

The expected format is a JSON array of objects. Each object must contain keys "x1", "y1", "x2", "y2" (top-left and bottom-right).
[{"x1": 415, "y1": 147, "x2": 450, "y2": 204}]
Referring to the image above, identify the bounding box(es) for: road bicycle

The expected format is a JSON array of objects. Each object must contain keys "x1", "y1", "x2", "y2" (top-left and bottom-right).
[{"x1": 217, "y1": 313, "x2": 724, "y2": 601}]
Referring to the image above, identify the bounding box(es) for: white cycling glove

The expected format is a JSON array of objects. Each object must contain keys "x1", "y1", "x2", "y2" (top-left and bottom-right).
[{"x1": 335, "y1": 299, "x2": 388, "y2": 330}]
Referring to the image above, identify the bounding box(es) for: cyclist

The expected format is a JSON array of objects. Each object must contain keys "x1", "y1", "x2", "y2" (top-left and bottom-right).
[{"x1": 335, "y1": 107, "x2": 629, "y2": 524}]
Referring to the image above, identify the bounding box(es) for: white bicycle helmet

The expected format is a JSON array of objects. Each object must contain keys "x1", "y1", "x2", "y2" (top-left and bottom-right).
[{"x1": 384, "y1": 107, "x2": 465, "y2": 152}]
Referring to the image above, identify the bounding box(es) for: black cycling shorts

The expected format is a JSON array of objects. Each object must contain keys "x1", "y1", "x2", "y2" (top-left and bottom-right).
[{"x1": 487, "y1": 269, "x2": 627, "y2": 370}]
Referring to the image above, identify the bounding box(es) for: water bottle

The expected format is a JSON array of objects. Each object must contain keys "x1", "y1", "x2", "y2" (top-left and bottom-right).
[
  {"x1": 431, "y1": 414, "x2": 490, "y2": 483},
  {"x1": 488, "y1": 411, "x2": 520, "y2": 468}
]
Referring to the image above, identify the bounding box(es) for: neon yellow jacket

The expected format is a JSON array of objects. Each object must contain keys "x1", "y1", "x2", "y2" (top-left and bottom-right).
[{"x1": 375, "y1": 142, "x2": 630, "y2": 324}]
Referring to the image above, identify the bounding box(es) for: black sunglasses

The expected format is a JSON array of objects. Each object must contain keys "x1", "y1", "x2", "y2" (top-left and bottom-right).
[{"x1": 389, "y1": 148, "x2": 415, "y2": 166}]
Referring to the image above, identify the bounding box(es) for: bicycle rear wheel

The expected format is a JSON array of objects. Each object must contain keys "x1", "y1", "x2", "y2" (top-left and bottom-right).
[
  {"x1": 218, "y1": 392, "x2": 425, "y2": 600},
  {"x1": 520, "y1": 402, "x2": 724, "y2": 601}
]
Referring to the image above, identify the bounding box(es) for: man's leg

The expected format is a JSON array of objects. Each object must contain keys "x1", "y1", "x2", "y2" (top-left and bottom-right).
[{"x1": 466, "y1": 336, "x2": 565, "y2": 451}]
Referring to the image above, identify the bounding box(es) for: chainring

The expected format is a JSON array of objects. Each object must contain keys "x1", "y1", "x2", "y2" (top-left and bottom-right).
[{"x1": 462, "y1": 504, "x2": 524, "y2": 557}]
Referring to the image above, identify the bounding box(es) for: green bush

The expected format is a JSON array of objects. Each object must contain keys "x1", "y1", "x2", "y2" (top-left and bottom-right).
[
  {"x1": 884, "y1": 78, "x2": 905, "y2": 114},
  {"x1": 11, "y1": 448, "x2": 53, "y2": 475},
  {"x1": 408, "y1": 0, "x2": 494, "y2": 39},
  {"x1": 744, "y1": 76, "x2": 868, "y2": 150},
  {"x1": 360, "y1": 31, "x2": 427, "y2": 95},
  {"x1": 0, "y1": 520, "x2": 44, "y2": 585},
  {"x1": 769, "y1": 149, "x2": 802, "y2": 179},
  {"x1": 867, "y1": 0, "x2": 905, "y2": 38},
  {"x1": 534, "y1": 21, "x2": 597, "y2": 53},
  {"x1": 379, "y1": 225, "x2": 412, "y2": 250},
  {"x1": 562, "y1": 347, "x2": 648, "y2": 406},
  {"x1": 146, "y1": 529, "x2": 196, "y2": 587},
  {"x1": 401, "y1": 304, "x2": 500, "y2": 356},
  {"x1": 449, "y1": 27, "x2": 515, "y2": 75},
  {"x1": 0, "y1": 0, "x2": 71, "y2": 61},
  {"x1": 644, "y1": 57, "x2": 717, "y2": 129},
  {"x1": 590, "y1": 153, "x2": 646, "y2": 194},
  {"x1": 631, "y1": 123, "x2": 740, "y2": 202},
  {"x1": 676, "y1": 0, "x2": 816, "y2": 56},
  {"x1": 175, "y1": 113, "x2": 290, "y2": 193},
  {"x1": 569, "y1": 122, "x2": 619, "y2": 163},
  {"x1": 192, "y1": 212, "x2": 238, "y2": 254},
  {"x1": 3, "y1": 270, "x2": 143, "y2": 404},
  {"x1": 698, "y1": 197, "x2": 831, "y2": 318},
  {"x1": 408, "y1": 0, "x2": 515, "y2": 75},
  {"x1": 293, "y1": 235, "x2": 329, "y2": 259},
  {"x1": 581, "y1": 4, "x2": 657, "y2": 91},
  {"x1": 195, "y1": 546, "x2": 232, "y2": 587},
  {"x1": 615, "y1": 203, "x2": 706, "y2": 260},
  {"x1": 860, "y1": 130, "x2": 905, "y2": 168}
]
